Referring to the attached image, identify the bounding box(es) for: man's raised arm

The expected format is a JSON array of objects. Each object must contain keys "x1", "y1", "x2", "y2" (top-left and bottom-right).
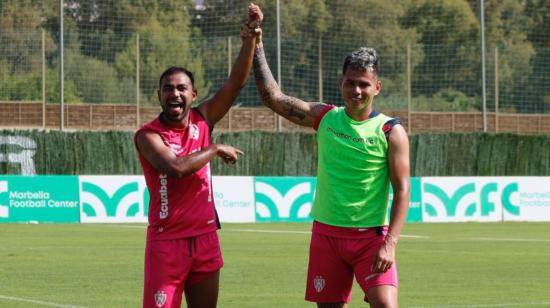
[
  {"x1": 198, "y1": 3, "x2": 263, "y2": 126},
  {"x1": 253, "y1": 41, "x2": 327, "y2": 128}
]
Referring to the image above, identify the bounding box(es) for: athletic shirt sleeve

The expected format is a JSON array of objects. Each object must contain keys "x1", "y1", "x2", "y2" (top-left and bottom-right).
[
  {"x1": 313, "y1": 104, "x2": 336, "y2": 131},
  {"x1": 382, "y1": 118, "x2": 402, "y2": 138}
]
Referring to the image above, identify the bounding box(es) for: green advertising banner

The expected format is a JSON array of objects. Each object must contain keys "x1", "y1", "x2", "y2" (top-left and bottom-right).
[
  {"x1": 3, "y1": 175, "x2": 545, "y2": 224},
  {"x1": 79, "y1": 176, "x2": 149, "y2": 223},
  {"x1": 0, "y1": 176, "x2": 80, "y2": 223},
  {"x1": 254, "y1": 176, "x2": 316, "y2": 222},
  {"x1": 253, "y1": 176, "x2": 423, "y2": 223},
  {"x1": 385, "y1": 177, "x2": 423, "y2": 223},
  {"x1": 409, "y1": 177, "x2": 423, "y2": 222}
]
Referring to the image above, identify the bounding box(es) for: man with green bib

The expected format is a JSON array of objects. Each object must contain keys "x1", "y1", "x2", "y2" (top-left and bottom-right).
[{"x1": 253, "y1": 44, "x2": 410, "y2": 308}]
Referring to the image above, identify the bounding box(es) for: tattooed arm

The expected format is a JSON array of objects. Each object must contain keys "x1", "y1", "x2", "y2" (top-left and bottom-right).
[{"x1": 253, "y1": 44, "x2": 327, "y2": 127}]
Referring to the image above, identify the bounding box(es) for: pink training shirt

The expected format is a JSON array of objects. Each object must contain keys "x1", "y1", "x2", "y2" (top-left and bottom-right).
[{"x1": 135, "y1": 108, "x2": 219, "y2": 241}]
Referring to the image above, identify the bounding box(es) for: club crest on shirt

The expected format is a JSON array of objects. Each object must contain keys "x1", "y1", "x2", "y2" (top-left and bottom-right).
[
  {"x1": 314, "y1": 275, "x2": 325, "y2": 293},
  {"x1": 154, "y1": 290, "x2": 167, "y2": 307},
  {"x1": 189, "y1": 124, "x2": 200, "y2": 140}
]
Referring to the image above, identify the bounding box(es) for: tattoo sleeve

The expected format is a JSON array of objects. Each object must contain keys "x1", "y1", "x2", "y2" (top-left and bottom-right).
[{"x1": 253, "y1": 47, "x2": 306, "y2": 121}]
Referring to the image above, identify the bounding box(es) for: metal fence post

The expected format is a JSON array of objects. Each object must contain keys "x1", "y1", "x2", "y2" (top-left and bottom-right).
[
  {"x1": 407, "y1": 43, "x2": 412, "y2": 134},
  {"x1": 480, "y1": 0, "x2": 487, "y2": 132},
  {"x1": 276, "y1": 0, "x2": 282, "y2": 132},
  {"x1": 495, "y1": 46, "x2": 499, "y2": 133},
  {"x1": 318, "y1": 35, "x2": 323, "y2": 102},
  {"x1": 227, "y1": 36, "x2": 232, "y2": 77},
  {"x1": 42, "y1": 29, "x2": 46, "y2": 129},
  {"x1": 136, "y1": 33, "x2": 140, "y2": 128},
  {"x1": 60, "y1": 0, "x2": 64, "y2": 131}
]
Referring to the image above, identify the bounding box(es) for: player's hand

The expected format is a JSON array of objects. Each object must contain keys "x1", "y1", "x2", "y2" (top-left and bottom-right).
[
  {"x1": 247, "y1": 3, "x2": 263, "y2": 28},
  {"x1": 371, "y1": 235, "x2": 397, "y2": 273},
  {"x1": 214, "y1": 144, "x2": 244, "y2": 164},
  {"x1": 241, "y1": 3, "x2": 263, "y2": 40}
]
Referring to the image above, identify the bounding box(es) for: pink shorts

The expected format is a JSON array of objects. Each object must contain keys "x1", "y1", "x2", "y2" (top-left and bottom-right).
[
  {"x1": 305, "y1": 225, "x2": 398, "y2": 303},
  {"x1": 143, "y1": 231, "x2": 223, "y2": 308}
]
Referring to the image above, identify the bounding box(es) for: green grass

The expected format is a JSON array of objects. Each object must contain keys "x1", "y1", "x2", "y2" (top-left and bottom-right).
[{"x1": 1, "y1": 222, "x2": 550, "y2": 307}]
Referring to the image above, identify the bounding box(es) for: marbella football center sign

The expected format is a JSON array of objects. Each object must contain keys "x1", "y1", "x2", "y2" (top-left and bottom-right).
[{"x1": 0, "y1": 176, "x2": 549, "y2": 223}]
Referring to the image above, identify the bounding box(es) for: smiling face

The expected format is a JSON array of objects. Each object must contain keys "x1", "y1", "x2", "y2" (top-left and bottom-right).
[
  {"x1": 339, "y1": 68, "x2": 381, "y2": 120},
  {"x1": 157, "y1": 72, "x2": 197, "y2": 126}
]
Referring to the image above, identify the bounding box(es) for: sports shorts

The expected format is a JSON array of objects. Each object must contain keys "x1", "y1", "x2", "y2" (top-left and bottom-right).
[
  {"x1": 142, "y1": 231, "x2": 223, "y2": 308},
  {"x1": 305, "y1": 223, "x2": 398, "y2": 303}
]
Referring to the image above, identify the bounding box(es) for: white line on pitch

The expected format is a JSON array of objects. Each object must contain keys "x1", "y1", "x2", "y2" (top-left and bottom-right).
[
  {"x1": 223, "y1": 228, "x2": 430, "y2": 239},
  {"x1": 105, "y1": 224, "x2": 429, "y2": 239},
  {"x1": 107, "y1": 226, "x2": 550, "y2": 242},
  {"x1": 0, "y1": 295, "x2": 85, "y2": 308},
  {"x1": 223, "y1": 228, "x2": 310, "y2": 234},
  {"x1": 409, "y1": 301, "x2": 550, "y2": 307},
  {"x1": 107, "y1": 224, "x2": 146, "y2": 229},
  {"x1": 400, "y1": 234, "x2": 430, "y2": 239},
  {"x1": 471, "y1": 237, "x2": 550, "y2": 243}
]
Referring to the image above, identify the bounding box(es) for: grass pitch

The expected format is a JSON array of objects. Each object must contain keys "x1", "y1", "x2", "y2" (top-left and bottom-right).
[{"x1": 1, "y1": 222, "x2": 550, "y2": 307}]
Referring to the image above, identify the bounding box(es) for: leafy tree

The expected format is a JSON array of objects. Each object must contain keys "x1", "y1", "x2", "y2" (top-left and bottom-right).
[
  {"x1": 413, "y1": 88, "x2": 480, "y2": 112},
  {"x1": 525, "y1": 0, "x2": 550, "y2": 113},
  {"x1": 403, "y1": 0, "x2": 480, "y2": 104},
  {"x1": 62, "y1": 0, "x2": 162, "y2": 62},
  {"x1": 115, "y1": 17, "x2": 207, "y2": 105},
  {"x1": 191, "y1": 0, "x2": 333, "y2": 106},
  {"x1": 65, "y1": 50, "x2": 129, "y2": 103},
  {"x1": 0, "y1": 0, "x2": 56, "y2": 73},
  {"x1": 2, "y1": 0, "x2": 547, "y2": 114},
  {"x1": 191, "y1": 0, "x2": 252, "y2": 37},
  {"x1": 273, "y1": 0, "x2": 331, "y2": 102},
  {"x1": 45, "y1": 68, "x2": 82, "y2": 104},
  {"x1": 0, "y1": 60, "x2": 80, "y2": 104},
  {"x1": 321, "y1": 0, "x2": 419, "y2": 106},
  {"x1": 483, "y1": 0, "x2": 535, "y2": 112}
]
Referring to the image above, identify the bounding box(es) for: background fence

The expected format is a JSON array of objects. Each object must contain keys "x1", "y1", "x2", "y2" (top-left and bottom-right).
[
  {"x1": 1, "y1": 103, "x2": 550, "y2": 134},
  {"x1": 0, "y1": 0, "x2": 549, "y2": 132}
]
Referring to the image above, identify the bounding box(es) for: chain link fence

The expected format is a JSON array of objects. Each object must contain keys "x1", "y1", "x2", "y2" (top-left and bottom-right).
[{"x1": 0, "y1": 0, "x2": 548, "y2": 131}]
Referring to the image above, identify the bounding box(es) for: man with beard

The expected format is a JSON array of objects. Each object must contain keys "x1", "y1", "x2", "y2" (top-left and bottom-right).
[{"x1": 134, "y1": 4, "x2": 263, "y2": 308}]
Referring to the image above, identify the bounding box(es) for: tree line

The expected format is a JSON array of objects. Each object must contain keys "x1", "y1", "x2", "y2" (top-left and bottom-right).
[{"x1": 0, "y1": 0, "x2": 548, "y2": 113}]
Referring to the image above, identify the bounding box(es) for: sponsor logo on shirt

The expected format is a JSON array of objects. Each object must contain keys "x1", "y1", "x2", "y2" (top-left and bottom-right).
[
  {"x1": 326, "y1": 127, "x2": 376, "y2": 144},
  {"x1": 159, "y1": 174, "x2": 168, "y2": 219}
]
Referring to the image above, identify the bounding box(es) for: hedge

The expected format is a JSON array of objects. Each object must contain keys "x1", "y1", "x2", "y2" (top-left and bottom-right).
[{"x1": 1, "y1": 130, "x2": 548, "y2": 176}]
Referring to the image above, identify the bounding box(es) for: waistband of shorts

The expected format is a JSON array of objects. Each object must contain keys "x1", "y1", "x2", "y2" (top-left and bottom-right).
[
  {"x1": 312, "y1": 220, "x2": 387, "y2": 239},
  {"x1": 146, "y1": 228, "x2": 217, "y2": 242}
]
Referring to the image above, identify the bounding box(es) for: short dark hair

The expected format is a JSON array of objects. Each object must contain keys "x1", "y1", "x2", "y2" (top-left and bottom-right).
[
  {"x1": 158, "y1": 66, "x2": 195, "y2": 88},
  {"x1": 342, "y1": 47, "x2": 379, "y2": 76}
]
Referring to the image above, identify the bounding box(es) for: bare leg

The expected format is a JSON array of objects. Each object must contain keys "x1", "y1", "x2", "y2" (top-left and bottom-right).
[
  {"x1": 184, "y1": 270, "x2": 220, "y2": 308},
  {"x1": 366, "y1": 285, "x2": 398, "y2": 308},
  {"x1": 317, "y1": 303, "x2": 348, "y2": 308}
]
